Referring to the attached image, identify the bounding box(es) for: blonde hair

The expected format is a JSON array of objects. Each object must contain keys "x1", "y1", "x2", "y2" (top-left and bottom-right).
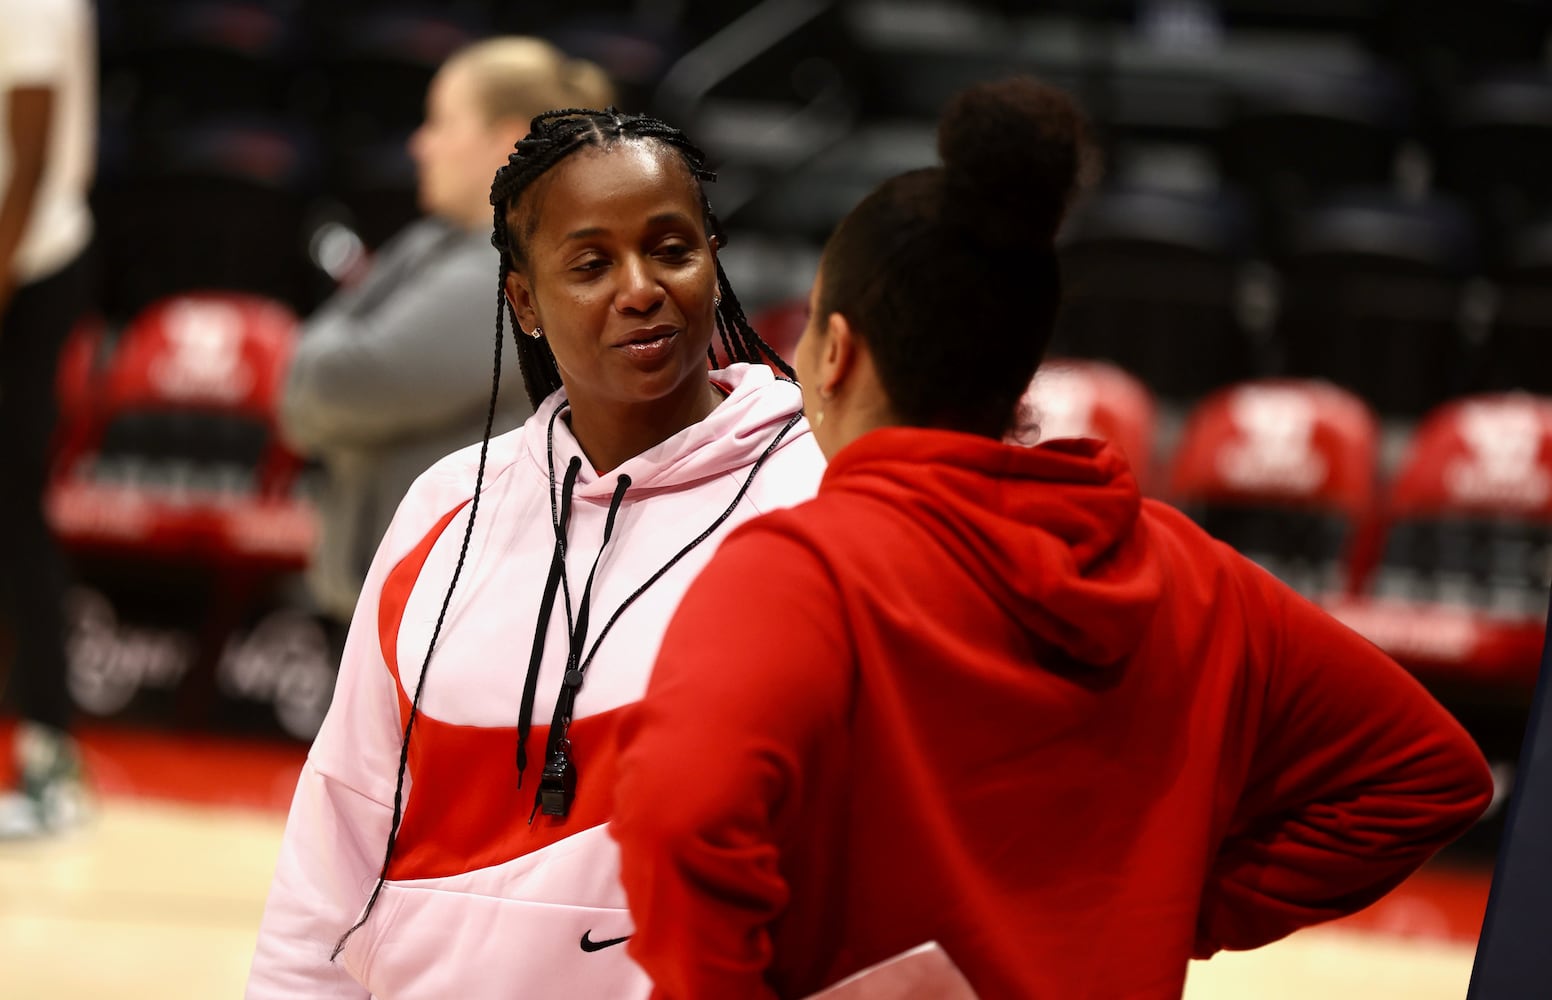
[{"x1": 444, "y1": 37, "x2": 615, "y2": 127}]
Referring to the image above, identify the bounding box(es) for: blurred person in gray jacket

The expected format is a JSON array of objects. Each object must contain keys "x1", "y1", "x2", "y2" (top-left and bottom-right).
[{"x1": 281, "y1": 38, "x2": 613, "y2": 626}]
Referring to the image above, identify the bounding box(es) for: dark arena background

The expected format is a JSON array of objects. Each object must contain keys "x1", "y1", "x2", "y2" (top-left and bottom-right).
[{"x1": 2, "y1": 1, "x2": 1550, "y2": 996}]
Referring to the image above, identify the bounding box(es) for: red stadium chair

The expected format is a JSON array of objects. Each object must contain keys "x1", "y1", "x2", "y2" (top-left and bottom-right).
[
  {"x1": 1325, "y1": 392, "x2": 1552, "y2": 695},
  {"x1": 47, "y1": 292, "x2": 316, "y2": 568},
  {"x1": 1015, "y1": 358, "x2": 1159, "y2": 492},
  {"x1": 44, "y1": 292, "x2": 330, "y2": 741},
  {"x1": 1167, "y1": 378, "x2": 1380, "y2": 600}
]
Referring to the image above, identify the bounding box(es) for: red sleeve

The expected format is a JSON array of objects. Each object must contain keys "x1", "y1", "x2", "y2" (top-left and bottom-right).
[
  {"x1": 612, "y1": 523, "x2": 851, "y2": 1000},
  {"x1": 1195, "y1": 568, "x2": 1495, "y2": 956}
]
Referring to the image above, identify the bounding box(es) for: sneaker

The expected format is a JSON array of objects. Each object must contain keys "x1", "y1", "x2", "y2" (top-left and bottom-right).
[{"x1": 0, "y1": 722, "x2": 92, "y2": 839}]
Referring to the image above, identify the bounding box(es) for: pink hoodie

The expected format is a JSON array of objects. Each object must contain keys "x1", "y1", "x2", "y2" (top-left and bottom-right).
[{"x1": 247, "y1": 364, "x2": 824, "y2": 999}]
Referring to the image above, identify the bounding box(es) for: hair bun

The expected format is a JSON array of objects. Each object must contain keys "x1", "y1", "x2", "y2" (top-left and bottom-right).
[{"x1": 937, "y1": 76, "x2": 1094, "y2": 248}]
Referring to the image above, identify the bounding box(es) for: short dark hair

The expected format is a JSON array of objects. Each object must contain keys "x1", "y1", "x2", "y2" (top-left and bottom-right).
[{"x1": 818, "y1": 77, "x2": 1094, "y2": 438}]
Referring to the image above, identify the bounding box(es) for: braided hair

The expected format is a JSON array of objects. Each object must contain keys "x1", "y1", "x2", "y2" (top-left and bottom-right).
[
  {"x1": 490, "y1": 106, "x2": 794, "y2": 408},
  {"x1": 331, "y1": 106, "x2": 789, "y2": 961}
]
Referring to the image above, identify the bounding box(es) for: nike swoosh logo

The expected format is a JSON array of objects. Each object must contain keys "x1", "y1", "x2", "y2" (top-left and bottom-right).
[{"x1": 580, "y1": 929, "x2": 632, "y2": 953}]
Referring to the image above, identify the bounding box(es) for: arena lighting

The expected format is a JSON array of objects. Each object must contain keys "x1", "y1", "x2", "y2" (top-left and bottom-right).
[{"x1": 1467, "y1": 587, "x2": 1552, "y2": 997}]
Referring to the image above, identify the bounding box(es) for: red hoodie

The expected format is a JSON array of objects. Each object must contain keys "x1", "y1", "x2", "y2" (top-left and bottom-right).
[{"x1": 612, "y1": 428, "x2": 1493, "y2": 1000}]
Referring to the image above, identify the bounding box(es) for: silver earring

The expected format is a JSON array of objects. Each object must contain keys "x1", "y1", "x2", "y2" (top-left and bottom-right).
[{"x1": 528, "y1": 326, "x2": 543, "y2": 339}]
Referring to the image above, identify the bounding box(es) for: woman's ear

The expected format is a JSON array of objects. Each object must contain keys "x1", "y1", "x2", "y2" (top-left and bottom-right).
[
  {"x1": 817, "y1": 310, "x2": 859, "y2": 395},
  {"x1": 504, "y1": 269, "x2": 538, "y2": 334}
]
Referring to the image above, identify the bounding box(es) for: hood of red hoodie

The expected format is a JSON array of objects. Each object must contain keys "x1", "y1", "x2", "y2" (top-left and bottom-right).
[{"x1": 821, "y1": 427, "x2": 1163, "y2": 667}]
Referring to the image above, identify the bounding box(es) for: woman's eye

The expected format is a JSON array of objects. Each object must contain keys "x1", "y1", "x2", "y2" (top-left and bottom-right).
[
  {"x1": 572, "y1": 258, "x2": 608, "y2": 273},
  {"x1": 656, "y1": 242, "x2": 692, "y2": 260}
]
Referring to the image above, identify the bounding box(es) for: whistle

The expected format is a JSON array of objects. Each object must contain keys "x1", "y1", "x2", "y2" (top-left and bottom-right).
[{"x1": 538, "y1": 746, "x2": 577, "y2": 817}]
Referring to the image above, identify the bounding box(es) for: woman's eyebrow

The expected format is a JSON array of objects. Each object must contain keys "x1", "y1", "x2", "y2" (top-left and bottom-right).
[{"x1": 562, "y1": 212, "x2": 697, "y2": 243}]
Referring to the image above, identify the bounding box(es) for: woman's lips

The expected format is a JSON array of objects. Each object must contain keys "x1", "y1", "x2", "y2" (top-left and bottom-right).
[{"x1": 617, "y1": 327, "x2": 679, "y2": 363}]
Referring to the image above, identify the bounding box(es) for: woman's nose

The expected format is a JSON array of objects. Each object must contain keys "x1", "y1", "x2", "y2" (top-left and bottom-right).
[{"x1": 615, "y1": 256, "x2": 665, "y2": 314}]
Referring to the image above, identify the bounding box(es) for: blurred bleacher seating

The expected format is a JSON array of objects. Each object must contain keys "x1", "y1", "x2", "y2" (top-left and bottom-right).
[
  {"x1": 1273, "y1": 191, "x2": 1478, "y2": 417},
  {"x1": 1324, "y1": 389, "x2": 1552, "y2": 855},
  {"x1": 1328, "y1": 392, "x2": 1552, "y2": 696},
  {"x1": 1480, "y1": 216, "x2": 1552, "y2": 397},
  {"x1": 1052, "y1": 185, "x2": 1257, "y2": 402},
  {"x1": 58, "y1": 0, "x2": 1552, "y2": 749}
]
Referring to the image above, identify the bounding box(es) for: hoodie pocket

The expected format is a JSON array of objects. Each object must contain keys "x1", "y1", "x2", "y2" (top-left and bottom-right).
[{"x1": 345, "y1": 883, "x2": 649, "y2": 1000}]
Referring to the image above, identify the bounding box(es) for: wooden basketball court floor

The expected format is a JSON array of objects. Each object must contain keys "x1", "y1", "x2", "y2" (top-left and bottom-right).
[{"x1": 0, "y1": 722, "x2": 1489, "y2": 999}]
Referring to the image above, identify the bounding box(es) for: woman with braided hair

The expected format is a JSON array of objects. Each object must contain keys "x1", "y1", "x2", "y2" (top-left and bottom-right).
[
  {"x1": 611, "y1": 77, "x2": 1493, "y2": 998},
  {"x1": 246, "y1": 107, "x2": 823, "y2": 998}
]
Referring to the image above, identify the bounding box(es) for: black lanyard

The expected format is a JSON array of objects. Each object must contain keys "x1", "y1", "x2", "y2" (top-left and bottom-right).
[{"x1": 517, "y1": 402, "x2": 804, "y2": 820}]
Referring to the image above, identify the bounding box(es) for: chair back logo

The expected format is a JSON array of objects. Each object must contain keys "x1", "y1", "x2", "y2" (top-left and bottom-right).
[
  {"x1": 1217, "y1": 386, "x2": 1327, "y2": 495},
  {"x1": 1445, "y1": 400, "x2": 1551, "y2": 509},
  {"x1": 1027, "y1": 365, "x2": 1098, "y2": 442},
  {"x1": 149, "y1": 299, "x2": 255, "y2": 404}
]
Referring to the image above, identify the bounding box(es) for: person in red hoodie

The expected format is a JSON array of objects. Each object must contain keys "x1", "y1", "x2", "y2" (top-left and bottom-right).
[{"x1": 610, "y1": 76, "x2": 1496, "y2": 1000}]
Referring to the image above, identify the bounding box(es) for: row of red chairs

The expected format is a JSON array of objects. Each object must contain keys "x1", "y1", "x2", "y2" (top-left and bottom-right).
[
  {"x1": 1023, "y1": 358, "x2": 1552, "y2": 698},
  {"x1": 47, "y1": 293, "x2": 1550, "y2": 730}
]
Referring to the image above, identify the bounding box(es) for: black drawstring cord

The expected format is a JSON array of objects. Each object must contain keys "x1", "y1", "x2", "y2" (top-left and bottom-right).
[
  {"x1": 563, "y1": 410, "x2": 803, "y2": 676},
  {"x1": 518, "y1": 405, "x2": 805, "y2": 820},
  {"x1": 564, "y1": 472, "x2": 634, "y2": 691},
  {"x1": 528, "y1": 472, "x2": 631, "y2": 822},
  {"x1": 515, "y1": 454, "x2": 581, "y2": 786}
]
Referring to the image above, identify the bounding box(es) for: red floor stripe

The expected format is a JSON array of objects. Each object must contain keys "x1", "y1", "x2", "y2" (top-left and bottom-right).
[{"x1": 0, "y1": 718, "x2": 306, "y2": 814}]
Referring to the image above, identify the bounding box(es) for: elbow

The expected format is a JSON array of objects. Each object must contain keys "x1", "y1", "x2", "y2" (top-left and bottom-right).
[
  {"x1": 276, "y1": 383, "x2": 325, "y2": 455},
  {"x1": 1449, "y1": 741, "x2": 1497, "y2": 833},
  {"x1": 282, "y1": 349, "x2": 339, "y2": 417},
  {"x1": 1438, "y1": 715, "x2": 1496, "y2": 826},
  {"x1": 1402, "y1": 729, "x2": 1497, "y2": 854},
  {"x1": 279, "y1": 352, "x2": 368, "y2": 451}
]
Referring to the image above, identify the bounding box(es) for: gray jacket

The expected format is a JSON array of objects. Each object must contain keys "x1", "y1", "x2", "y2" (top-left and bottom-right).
[{"x1": 279, "y1": 217, "x2": 531, "y2": 622}]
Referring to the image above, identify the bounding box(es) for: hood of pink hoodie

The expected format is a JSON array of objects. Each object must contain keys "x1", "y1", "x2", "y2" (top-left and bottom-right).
[{"x1": 522, "y1": 364, "x2": 808, "y2": 501}]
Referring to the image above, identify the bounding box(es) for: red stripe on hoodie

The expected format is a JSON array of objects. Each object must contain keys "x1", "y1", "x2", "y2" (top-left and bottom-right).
[{"x1": 376, "y1": 498, "x2": 627, "y2": 879}]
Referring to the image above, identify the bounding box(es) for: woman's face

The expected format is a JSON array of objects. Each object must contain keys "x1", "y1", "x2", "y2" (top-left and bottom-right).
[
  {"x1": 409, "y1": 63, "x2": 515, "y2": 228},
  {"x1": 507, "y1": 141, "x2": 719, "y2": 417}
]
